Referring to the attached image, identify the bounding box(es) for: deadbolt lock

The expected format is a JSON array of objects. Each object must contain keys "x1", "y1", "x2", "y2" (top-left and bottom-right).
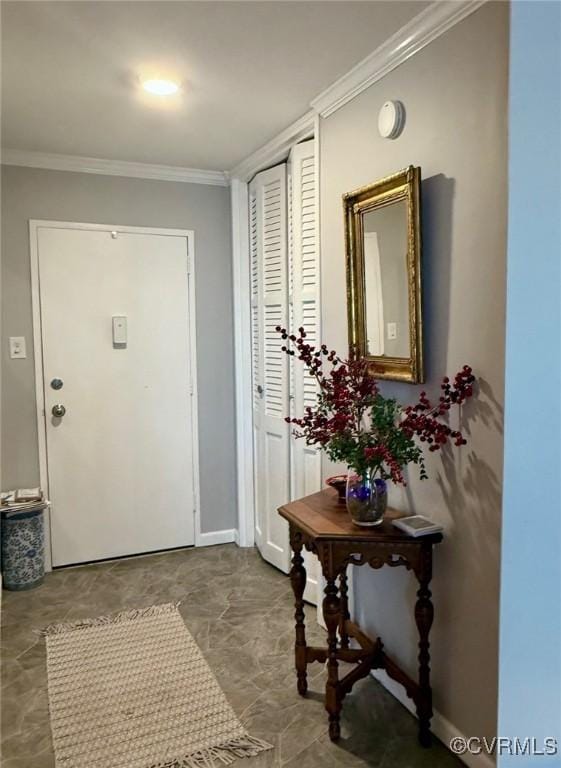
[{"x1": 51, "y1": 378, "x2": 63, "y2": 390}]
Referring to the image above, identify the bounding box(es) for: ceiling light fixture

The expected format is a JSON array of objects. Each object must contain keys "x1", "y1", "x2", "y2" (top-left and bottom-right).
[{"x1": 142, "y1": 79, "x2": 180, "y2": 96}]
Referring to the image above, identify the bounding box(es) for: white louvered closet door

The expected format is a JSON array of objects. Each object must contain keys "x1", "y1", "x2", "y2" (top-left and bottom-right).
[
  {"x1": 250, "y1": 164, "x2": 292, "y2": 573},
  {"x1": 289, "y1": 140, "x2": 321, "y2": 604}
]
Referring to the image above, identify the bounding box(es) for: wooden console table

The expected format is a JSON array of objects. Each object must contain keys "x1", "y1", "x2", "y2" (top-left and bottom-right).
[{"x1": 278, "y1": 489, "x2": 443, "y2": 747}]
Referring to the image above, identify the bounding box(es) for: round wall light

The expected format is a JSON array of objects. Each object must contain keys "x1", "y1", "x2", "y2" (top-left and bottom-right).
[
  {"x1": 378, "y1": 100, "x2": 405, "y2": 139},
  {"x1": 142, "y1": 79, "x2": 180, "y2": 97}
]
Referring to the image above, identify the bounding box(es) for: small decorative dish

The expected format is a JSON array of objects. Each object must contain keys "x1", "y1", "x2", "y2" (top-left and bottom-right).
[{"x1": 325, "y1": 475, "x2": 348, "y2": 506}]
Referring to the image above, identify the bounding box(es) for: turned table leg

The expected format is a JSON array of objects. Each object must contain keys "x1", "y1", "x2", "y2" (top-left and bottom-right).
[
  {"x1": 323, "y1": 574, "x2": 342, "y2": 740},
  {"x1": 289, "y1": 528, "x2": 308, "y2": 696},
  {"x1": 415, "y1": 544, "x2": 434, "y2": 747},
  {"x1": 339, "y1": 569, "x2": 350, "y2": 650}
]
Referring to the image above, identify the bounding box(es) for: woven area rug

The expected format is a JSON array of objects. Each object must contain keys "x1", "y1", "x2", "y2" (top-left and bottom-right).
[{"x1": 42, "y1": 603, "x2": 272, "y2": 768}]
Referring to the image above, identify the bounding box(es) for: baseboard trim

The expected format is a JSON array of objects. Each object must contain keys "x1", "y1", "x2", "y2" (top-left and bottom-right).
[
  {"x1": 197, "y1": 529, "x2": 237, "y2": 547},
  {"x1": 371, "y1": 670, "x2": 495, "y2": 768}
]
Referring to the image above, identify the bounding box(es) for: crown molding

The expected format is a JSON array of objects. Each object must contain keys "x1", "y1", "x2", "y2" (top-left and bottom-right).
[
  {"x1": 1, "y1": 148, "x2": 229, "y2": 186},
  {"x1": 311, "y1": 0, "x2": 487, "y2": 118},
  {"x1": 229, "y1": 110, "x2": 315, "y2": 182},
  {"x1": 229, "y1": 1, "x2": 485, "y2": 179},
  {"x1": 3, "y1": 1, "x2": 485, "y2": 186}
]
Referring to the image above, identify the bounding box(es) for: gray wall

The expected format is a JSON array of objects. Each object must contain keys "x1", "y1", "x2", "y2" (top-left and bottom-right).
[
  {"x1": 320, "y1": 2, "x2": 507, "y2": 743},
  {"x1": 1, "y1": 165, "x2": 235, "y2": 534}
]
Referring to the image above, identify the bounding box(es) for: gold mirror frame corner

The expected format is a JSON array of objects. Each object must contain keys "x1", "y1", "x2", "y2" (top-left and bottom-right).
[{"x1": 343, "y1": 165, "x2": 424, "y2": 384}]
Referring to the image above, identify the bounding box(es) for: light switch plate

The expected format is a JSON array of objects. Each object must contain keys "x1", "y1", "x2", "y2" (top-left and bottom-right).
[
  {"x1": 387, "y1": 322, "x2": 397, "y2": 341},
  {"x1": 9, "y1": 336, "x2": 26, "y2": 359}
]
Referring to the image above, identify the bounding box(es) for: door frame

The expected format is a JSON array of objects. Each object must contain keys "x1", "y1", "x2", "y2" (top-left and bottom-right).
[{"x1": 29, "y1": 220, "x2": 201, "y2": 570}]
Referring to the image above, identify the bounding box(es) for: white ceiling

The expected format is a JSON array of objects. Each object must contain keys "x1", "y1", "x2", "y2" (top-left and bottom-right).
[{"x1": 1, "y1": 1, "x2": 427, "y2": 171}]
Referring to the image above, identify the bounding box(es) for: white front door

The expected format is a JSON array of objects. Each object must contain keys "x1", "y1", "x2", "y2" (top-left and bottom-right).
[{"x1": 34, "y1": 223, "x2": 196, "y2": 566}]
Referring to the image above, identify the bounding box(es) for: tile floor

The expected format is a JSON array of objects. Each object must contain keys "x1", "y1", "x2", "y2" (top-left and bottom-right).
[{"x1": 1, "y1": 544, "x2": 462, "y2": 768}]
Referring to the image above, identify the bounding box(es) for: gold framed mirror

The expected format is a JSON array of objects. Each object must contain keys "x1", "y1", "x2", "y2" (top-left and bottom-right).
[{"x1": 344, "y1": 165, "x2": 423, "y2": 383}]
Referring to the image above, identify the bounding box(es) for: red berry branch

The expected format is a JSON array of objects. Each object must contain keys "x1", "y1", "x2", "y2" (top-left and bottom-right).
[
  {"x1": 276, "y1": 326, "x2": 475, "y2": 484},
  {"x1": 401, "y1": 368, "x2": 474, "y2": 451}
]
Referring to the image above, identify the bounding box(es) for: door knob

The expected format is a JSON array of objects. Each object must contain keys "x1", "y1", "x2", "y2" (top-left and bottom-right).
[{"x1": 52, "y1": 404, "x2": 66, "y2": 418}]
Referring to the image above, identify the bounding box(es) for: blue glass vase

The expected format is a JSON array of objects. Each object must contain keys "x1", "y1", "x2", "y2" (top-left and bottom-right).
[{"x1": 346, "y1": 471, "x2": 387, "y2": 527}]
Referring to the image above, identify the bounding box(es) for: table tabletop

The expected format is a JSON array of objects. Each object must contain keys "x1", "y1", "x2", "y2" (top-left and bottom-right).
[{"x1": 279, "y1": 489, "x2": 443, "y2": 544}]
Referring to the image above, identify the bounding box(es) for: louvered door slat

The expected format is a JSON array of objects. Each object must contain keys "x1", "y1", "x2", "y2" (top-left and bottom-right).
[{"x1": 250, "y1": 191, "x2": 260, "y2": 412}]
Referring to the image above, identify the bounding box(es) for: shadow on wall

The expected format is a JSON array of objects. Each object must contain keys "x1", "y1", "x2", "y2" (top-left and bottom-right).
[
  {"x1": 421, "y1": 173, "x2": 454, "y2": 382},
  {"x1": 422, "y1": 177, "x2": 503, "y2": 712},
  {"x1": 437, "y1": 375, "x2": 504, "y2": 566},
  {"x1": 354, "y1": 171, "x2": 504, "y2": 719},
  {"x1": 376, "y1": 172, "x2": 455, "y2": 408},
  {"x1": 431, "y1": 378, "x2": 503, "y2": 711}
]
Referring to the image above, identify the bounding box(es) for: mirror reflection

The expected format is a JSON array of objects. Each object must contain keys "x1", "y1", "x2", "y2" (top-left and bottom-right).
[{"x1": 363, "y1": 200, "x2": 410, "y2": 359}]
